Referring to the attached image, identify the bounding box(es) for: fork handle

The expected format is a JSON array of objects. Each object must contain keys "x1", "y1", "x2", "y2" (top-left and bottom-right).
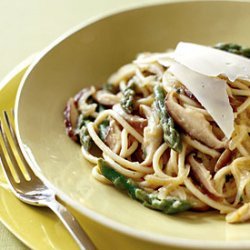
[{"x1": 47, "y1": 198, "x2": 96, "y2": 250}]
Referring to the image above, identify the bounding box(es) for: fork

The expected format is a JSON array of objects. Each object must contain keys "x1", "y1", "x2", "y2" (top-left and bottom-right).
[{"x1": 0, "y1": 111, "x2": 96, "y2": 250}]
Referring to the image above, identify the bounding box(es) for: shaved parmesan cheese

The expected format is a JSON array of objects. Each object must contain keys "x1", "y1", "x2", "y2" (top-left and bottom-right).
[
  {"x1": 134, "y1": 51, "x2": 174, "y2": 66},
  {"x1": 169, "y1": 63, "x2": 234, "y2": 138},
  {"x1": 174, "y1": 42, "x2": 250, "y2": 82}
]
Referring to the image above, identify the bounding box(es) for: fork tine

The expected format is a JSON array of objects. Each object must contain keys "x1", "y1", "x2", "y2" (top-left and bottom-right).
[
  {"x1": 0, "y1": 121, "x2": 21, "y2": 186},
  {"x1": 0, "y1": 149, "x2": 16, "y2": 189},
  {"x1": 0, "y1": 113, "x2": 26, "y2": 182},
  {"x1": 3, "y1": 111, "x2": 37, "y2": 180}
]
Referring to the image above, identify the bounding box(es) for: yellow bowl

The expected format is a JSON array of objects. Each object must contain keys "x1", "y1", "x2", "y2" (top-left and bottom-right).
[{"x1": 15, "y1": 1, "x2": 250, "y2": 249}]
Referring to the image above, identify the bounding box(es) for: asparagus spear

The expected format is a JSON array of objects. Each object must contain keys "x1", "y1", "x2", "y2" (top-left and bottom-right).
[
  {"x1": 214, "y1": 43, "x2": 250, "y2": 59},
  {"x1": 77, "y1": 115, "x2": 93, "y2": 151},
  {"x1": 98, "y1": 159, "x2": 191, "y2": 214},
  {"x1": 120, "y1": 81, "x2": 136, "y2": 114},
  {"x1": 98, "y1": 119, "x2": 110, "y2": 141},
  {"x1": 154, "y1": 85, "x2": 182, "y2": 152}
]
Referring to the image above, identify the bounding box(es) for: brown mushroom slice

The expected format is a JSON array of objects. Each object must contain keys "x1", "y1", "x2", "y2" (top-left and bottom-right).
[
  {"x1": 105, "y1": 119, "x2": 122, "y2": 154},
  {"x1": 113, "y1": 104, "x2": 147, "y2": 133},
  {"x1": 188, "y1": 154, "x2": 222, "y2": 197},
  {"x1": 229, "y1": 96, "x2": 243, "y2": 112},
  {"x1": 93, "y1": 90, "x2": 121, "y2": 106},
  {"x1": 140, "y1": 105, "x2": 163, "y2": 165},
  {"x1": 214, "y1": 149, "x2": 232, "y2": 172},
  {"x1": 64, "y1": 98, "x2": 79, "y2": 141},
  {"x1": 166, "y1": 91, "x2": 226, "y2": 149}
]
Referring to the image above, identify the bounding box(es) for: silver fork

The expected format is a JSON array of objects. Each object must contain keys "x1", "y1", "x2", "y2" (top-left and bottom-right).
[{"x1": 0, "y1": 111, "x2": 96, "y2": 250}]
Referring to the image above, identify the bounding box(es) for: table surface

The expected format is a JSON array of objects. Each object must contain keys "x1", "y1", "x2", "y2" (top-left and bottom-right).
[{"x1": 0, "y1": 0, "x2": 167, "y2": 249}]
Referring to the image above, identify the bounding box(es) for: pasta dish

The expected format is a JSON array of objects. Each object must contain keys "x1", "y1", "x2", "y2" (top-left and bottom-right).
[{"x1": 64, "y1": 42, "x2": 250, "y2": 223}]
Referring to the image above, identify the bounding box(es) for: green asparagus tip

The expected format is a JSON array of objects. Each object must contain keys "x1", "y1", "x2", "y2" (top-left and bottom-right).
[
  {"x1": 154, "y1": 85, "x2": 182, "y2": 152},
  {"x1": 98, "y1": 159, "x2": 191, "y2": 214}
]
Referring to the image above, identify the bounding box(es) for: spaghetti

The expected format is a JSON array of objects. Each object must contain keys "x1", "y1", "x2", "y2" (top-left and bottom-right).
[{"x1": 64, "y1": 42, "x2": 250, "y2": 223}]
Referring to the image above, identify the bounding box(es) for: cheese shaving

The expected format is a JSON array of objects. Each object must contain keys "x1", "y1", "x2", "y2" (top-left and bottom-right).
[
  {"x1": 174, "y1": 42, "x2": 250, "y2": 82},
  {"x1": 169, "y1": 62, "x2": 234, "y2": 138}
]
